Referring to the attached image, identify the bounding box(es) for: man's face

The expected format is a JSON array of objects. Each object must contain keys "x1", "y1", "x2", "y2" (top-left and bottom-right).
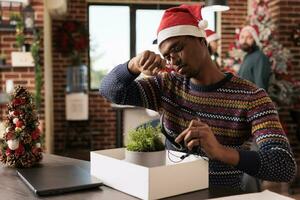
[
  {"x1": 159, "y1": 36, "x2": 207, "y2": 78},
  {"x1": 209, "y1": 40, "x2": 219, "y2": 54},
  {"x1": 239, "y1": 30, "x2": 255, "y2": 52}
]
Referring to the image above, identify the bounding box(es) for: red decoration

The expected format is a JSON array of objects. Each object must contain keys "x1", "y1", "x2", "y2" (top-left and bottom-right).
[
  {"x1": 15, "y1": 144, "x2": 25, "y2": 156},
  {"x1": 31, "y1": 128, "x2": 40, "y2": 140},
  {"x1": 13, "y1": 111, "x2": 21, "y2": 116},
  {"x1": 56, "y1": 20, "x2": 89, "y2": 64},
  {"x1": 6, "y1": 132, "x2": 14, "y2": 140},
  {"x1": 16, "y1": 120, "x2": 24, "y2": 128},
  {"x1": 32, "y1": 147, "x2": 41, "y2": 155},
  {"x1": 12, "y1": 98, "x2": 22, "y2": 106},
  {"x1": 5, "y1": 149, "x2": 12, "y2": 157}
]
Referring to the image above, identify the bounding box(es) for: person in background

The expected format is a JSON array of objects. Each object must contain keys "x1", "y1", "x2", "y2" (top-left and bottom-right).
[
  {"x1": 100, "y1": 5, "x2": 296, "y2": 189},
  {"x1": 238, "y1": 25, "x2": 271, "y2": 90},
  {"x1": 205, "y1": 29, "x2": 222, "y2": 69}
]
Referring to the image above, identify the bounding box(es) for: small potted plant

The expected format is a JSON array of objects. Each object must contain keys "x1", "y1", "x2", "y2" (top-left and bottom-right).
[
  {"x1": 0, "y1": 54, "x2": 6, "y2": 66},
  {"x1": 9, "y1": 13, "x2": 21, "y2": 26},
  {"x1": 125, "y1": 124, "x2": 165, "y2": 167}
]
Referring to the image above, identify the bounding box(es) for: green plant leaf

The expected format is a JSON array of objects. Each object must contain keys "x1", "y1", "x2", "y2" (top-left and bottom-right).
[{"x1": 126, "y1": 124, "x2": 164, "y2": 152}]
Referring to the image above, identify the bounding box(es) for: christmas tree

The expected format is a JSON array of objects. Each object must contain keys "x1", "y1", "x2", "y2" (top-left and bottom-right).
[
  {"x1": 0, "y1": 86, "x2": 43, "y2": 167},
  {"x1": 223, "y1": 28, "x2": 245, "y2": 73},
  {"x1": 223, "y1": 0, "x2": 300, "y2": 106}
]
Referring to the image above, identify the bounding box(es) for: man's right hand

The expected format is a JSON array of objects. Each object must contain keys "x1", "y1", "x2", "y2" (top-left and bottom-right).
[{"x1": 128, "y1": 50, "x2": 166, "y2": 76}]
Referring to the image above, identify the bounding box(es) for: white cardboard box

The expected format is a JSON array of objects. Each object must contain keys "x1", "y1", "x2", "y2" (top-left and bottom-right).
[{"x1": 90, "y1": 148, "x2": 208, "y2": 200}]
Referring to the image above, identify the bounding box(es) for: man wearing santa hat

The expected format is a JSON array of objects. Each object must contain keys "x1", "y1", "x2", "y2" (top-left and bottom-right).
[
  {"x1": 238, "y1": 25, "x2": 271, "y2": 90},
  {"x1": 205, "y1": 29, "x2": 222, "y2": 69},
  {"x1": 100, "y1": 5, "x2": 295, "y2": 189}
]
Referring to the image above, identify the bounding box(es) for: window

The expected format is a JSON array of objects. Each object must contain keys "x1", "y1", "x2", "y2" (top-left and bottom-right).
[
  {"x1": 89, "y1": 5, "x2": 130, "y2": 90},
  {"x1": 88, "y1": 4, "x2": 216, "y2": 90}
]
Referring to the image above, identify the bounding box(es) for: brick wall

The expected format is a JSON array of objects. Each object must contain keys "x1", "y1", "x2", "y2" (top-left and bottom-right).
[
  {"x1": 220, "y1": 0, "x2": 248, "y2": 58},
  {"x1": 268, "y1": 0, "x2": 300, "y2": 164},
  {"x1": 0, "y1": 0, "x2": 44, "y2": 126},
  {"x1": 51, "y1": 0, "x2": 117, "y2": 154}
]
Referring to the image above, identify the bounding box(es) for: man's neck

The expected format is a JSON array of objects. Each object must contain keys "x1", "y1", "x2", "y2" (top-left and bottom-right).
[{"x1": 191, "y1": 61, "x2": 225, "y2": 86}]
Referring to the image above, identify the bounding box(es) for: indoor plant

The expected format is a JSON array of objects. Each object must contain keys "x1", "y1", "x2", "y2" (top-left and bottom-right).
[{"x1": 125, "y1": 124, "x2": 165, "y2": 167}]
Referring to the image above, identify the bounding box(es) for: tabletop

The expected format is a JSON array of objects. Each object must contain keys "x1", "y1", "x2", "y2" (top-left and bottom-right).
[{"x1": 0, "y1": 153, "x2": 245, "y2": 200}]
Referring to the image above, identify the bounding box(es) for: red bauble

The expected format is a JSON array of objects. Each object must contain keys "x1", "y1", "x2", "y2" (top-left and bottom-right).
[
  {"x1": 31, "y1": 128, "x2": 40, "y2": 140},
  {"x1": 5, "y1": 148, "x2": 12, "y2": 156},
  {"x1": 12, "y1": 98, "x2": 22, "y2": 106},
  {"x1": 16, "y1": 120, "x2": 24, "y2": 128},
  {"x1": 15, "y1": 144, "x2": 25, "y2": 156},
  {"x1": 32, "y1": 147, "x2": 41, "y2": 155},
  {"x1": 13, "y1": 110, "x2": 20, "y2": 116},
  {"x1": 6, "y1": 131, "x2": 14, "y2": 140}
]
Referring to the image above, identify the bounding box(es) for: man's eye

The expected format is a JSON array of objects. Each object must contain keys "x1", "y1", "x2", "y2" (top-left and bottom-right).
[{"x1": 173, "y1": 45, "x2": 183, "y2": 53}]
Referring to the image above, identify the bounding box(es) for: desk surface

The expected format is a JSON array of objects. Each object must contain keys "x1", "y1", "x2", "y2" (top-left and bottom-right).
[{"x1": 0, "y1": 153, "x2": 244, "y2": 200}]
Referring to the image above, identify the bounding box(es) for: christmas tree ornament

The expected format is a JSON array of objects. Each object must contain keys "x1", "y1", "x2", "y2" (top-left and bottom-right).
[{"x1": 0, "y1": 86, "x2": 43, "y2": 168}]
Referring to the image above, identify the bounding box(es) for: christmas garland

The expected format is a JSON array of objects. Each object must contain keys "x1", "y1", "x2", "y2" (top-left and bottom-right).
[{"x1": 30, "y1": 29, "x2": 42, "y2": 111}]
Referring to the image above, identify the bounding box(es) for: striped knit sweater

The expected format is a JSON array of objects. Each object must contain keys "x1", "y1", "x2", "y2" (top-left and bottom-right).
[{"x1": 100, "y1": 62, "x2": 296, "y2": 188}]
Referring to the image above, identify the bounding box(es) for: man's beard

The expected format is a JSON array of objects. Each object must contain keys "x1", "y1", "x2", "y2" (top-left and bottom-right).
[{"x1": 240, "y1": 43, "x2": 256, "y2": 53}]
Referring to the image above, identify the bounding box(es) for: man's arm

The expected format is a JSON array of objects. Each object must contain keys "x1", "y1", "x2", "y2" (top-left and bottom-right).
[
  {"x1": 243, "y1": 89, "x2": 296, "y2": 181},
  {"x1": 100, "y1": 51, "x2": 166, "y2": 108},
  {"x1": 175, "y1": 89, "x2": 296, "y2": 182},
  {"x1": 99, "y1": 62, "x2": 142, "y2": 105}
]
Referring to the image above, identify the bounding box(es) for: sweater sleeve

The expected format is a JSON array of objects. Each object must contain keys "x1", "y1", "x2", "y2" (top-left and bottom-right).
[
  {"x1": 99, "y1": 62, "x2": 163, "y2": 111},
  {"x1": 238, "y1": 88, "x2": 297, "y2": 182}
]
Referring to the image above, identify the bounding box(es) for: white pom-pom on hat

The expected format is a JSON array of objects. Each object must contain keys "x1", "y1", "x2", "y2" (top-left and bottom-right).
[{"x1": 198, "y1": 19, "x2": 208, "y2": 29}]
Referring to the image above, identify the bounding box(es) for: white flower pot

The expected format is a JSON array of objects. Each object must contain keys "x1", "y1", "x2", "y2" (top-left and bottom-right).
[{"x1": 125, "y1": 150, "x2": 166, "y2": 167}]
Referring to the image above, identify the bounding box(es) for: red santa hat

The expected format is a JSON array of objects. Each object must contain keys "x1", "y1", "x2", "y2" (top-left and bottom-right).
[
  {"x1": 205, "y1": 29, "x2": 220, "y2": 43},
  {"x1": 239, "y1": 25, "x2": 261, "y2": 46},
  {"x1": 157, "y1": 4, "x2": 208, "y2": 47}
]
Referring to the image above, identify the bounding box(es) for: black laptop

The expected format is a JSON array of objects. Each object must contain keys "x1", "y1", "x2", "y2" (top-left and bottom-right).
[{"x1": 17, "y1": 165, "x2": 102, "y2": 196}]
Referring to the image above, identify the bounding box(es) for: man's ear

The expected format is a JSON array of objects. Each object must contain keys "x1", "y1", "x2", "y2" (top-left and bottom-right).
[{"x1": 199, "y1": 38, "x2": 208, "y2": 47}]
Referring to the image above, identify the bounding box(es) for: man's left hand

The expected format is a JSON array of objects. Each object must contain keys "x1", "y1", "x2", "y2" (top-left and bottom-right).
[{"x1": 175, "y1": 119, "x2": 222, "y2": 159}]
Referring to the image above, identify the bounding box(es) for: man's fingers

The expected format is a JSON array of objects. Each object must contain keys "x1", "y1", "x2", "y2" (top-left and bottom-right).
[
  {"x1": 142, "y1": 54, "x2": 156, "y2": 70},
  {"x1": 188, "y1": 119, "x2": 204, "y2": 128},
  {"x1": 139, "y1": 51, "x2": 150, "y2": 66},
  {"x1": 187, "y1": 138, "x2": 201, "y2": 151},
  {"x1": 175, "y1": 128, "x2": 190, "y2": 144},
  {"x1": 147, "y1": 55, "x2": 164, "y2": 72}
]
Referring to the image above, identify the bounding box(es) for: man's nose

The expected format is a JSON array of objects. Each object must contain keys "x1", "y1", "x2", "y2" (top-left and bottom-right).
[{"x1": 169, "y1": 54, "x2": 181, "y2": 66}]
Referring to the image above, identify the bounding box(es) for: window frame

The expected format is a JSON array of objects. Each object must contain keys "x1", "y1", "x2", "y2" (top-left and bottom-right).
[{"x1": 87, "y1": 3, "x2": 216, "y2": 91}]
